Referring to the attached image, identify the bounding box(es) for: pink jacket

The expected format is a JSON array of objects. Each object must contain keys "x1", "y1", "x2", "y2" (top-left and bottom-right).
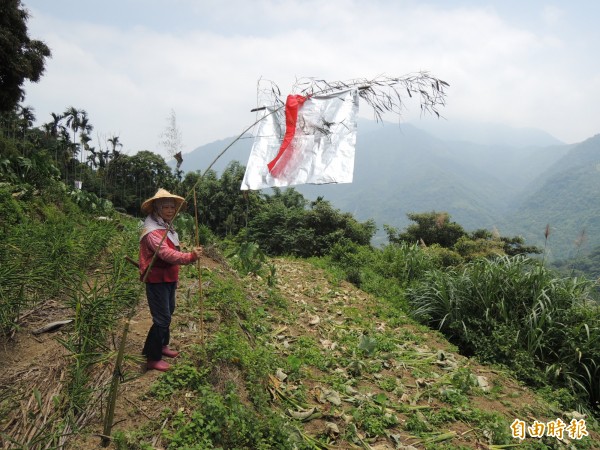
[{"x1": 139, "y1": 230, "x2": 197, "y2": 283}]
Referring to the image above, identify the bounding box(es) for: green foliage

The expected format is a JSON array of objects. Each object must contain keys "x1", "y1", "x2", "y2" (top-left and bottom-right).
[
  {"x1": 386, "y1": 212, "x2": 541, "y2": 262},
  {"x1": 0, "y1": 0, "x2": 51, "y2": 112},
  {"x1": 112, "y1": 430, "x2": 155, "y2": 450},
  {"x1": 453, "y1": 235, "x2": 504, "y2": 260},
  {"x1": 374, "y1": 242, "x2": 437, "y2": 286},
  {"x1": 69, "y1": 188, "x2": 114, "y2": 215},
  {"x1": 163, "y1": 383, "x2": 297, "y2": 449},
  {"x1": 204, "y1": 274, "x2": 251, "y2": 323},
  {"x1": 146, "y1": 307, "x2": 306, "y2": 450},
  {"x1": 350, "y1": 401, "x2": 398, "y2": 437},
  {"x1": 171, "y1": 214, "x2": 217, "y2": 246},
  {"x1": 407, "y1": 255, "x2": 600, "y2": 413},
  {"x1": 249, "y1": 191, "x2": 376, "y2": 258},
  {"x1": 150, "y1": 362, "x2": 208, "y2": 400},
  {"x1": 553, "y1": 244, "x2": 600, "y2": 287},
  {"x1": 1, "y1": 102, "x2": 159, "y2": 216},
  {"x1": 358, "y1": 334, "x2": 378, "y2": 357},
  {"x1": 0, "y1": 186, "x2": 24, "y2": 230},
  {"x1": 289, "y1": 335, "x2": 329, "y2": 371},
  {"x1": 0, "y1": 198, "x2": 125, "y2": 335},
  {"x1": 1, "y1": 131, "x2": 62, "y2": 188},
  {"x1": 58, "y1": 222, "x2": 140, "y2": 415},
  {"x1": 386, "y1": 211, "x2": 466, "y2": 247},
  {"x1": 326, "y1": 240, "x2": 436, "y2": 314},
  {"x1": 403, "y1": 412, "x2": 432, "y2": 433},
  {"x1": 499, "y1": 234, "x2": 543, "y2": 256},
  {"x1": 229, "y1": 241, "x2": 266, "y2": 276},
  {"x1": 182, "y1": 162, "x2": 262, "y2": 237},
  {"x1": 104, "y1": 150, "x2": 177, "y2": 214},
  {"x1": 423, "y1": 243, "x2": 464, "y2": 267},
  {"x1": 0, "y1": 176, "x2": 142, "y2": 447}
]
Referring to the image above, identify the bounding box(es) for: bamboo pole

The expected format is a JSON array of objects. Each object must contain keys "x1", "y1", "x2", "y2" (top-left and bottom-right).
[
  {"x1": 98, "y1": 114, "x2": 275, "y2": 446},
  {"x1": 193, "y1": 187, "x2": 204, "y2": 344},
  {"x1": 137, "y1": 105, "x2": 283, "y2": 287},
  {"x1": 101, "y1": 315, "x2": 132, "y2": 447}
]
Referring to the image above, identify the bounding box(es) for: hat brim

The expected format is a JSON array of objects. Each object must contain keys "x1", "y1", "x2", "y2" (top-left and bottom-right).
[{"x1": 141, "y1": 190, "x2": 186, "y2": 215}]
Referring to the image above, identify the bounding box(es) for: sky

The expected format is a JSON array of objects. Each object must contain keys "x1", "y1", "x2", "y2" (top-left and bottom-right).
[{"x1": 21, "y1": 0, "x2": 600, "y2": 159}]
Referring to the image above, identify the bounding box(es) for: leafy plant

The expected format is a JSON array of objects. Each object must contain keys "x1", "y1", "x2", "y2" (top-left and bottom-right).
[
  {"x1": 229, "y1": 241, "x2": 266, "y2": 276},
  {"x1": 351, "y1": 401, "x2": 398, "y2": 437}
]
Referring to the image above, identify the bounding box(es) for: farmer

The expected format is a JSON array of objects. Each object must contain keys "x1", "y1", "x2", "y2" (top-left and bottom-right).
[{"x1": 139, "y1": 188, "x2": 202, "y2": 372}]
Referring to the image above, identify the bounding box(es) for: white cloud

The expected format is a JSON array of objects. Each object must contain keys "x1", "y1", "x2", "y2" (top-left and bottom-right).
[
  {"x1": 23, "y1": 0, "x2": 600, "y2": 160},
  {"x1": 542, "y1": 5, "x2": 563, "y2": 26}
]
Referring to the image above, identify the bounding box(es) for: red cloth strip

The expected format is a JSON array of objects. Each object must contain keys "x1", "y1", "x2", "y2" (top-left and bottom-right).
[{"x1": 267, "y1": 94, "x2": 308, "y2": 176}]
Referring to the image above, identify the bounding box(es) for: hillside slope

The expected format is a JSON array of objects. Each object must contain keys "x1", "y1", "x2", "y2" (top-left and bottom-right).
[{"x1": 65, "y1": 256, "x2": 598, "y2": 449}]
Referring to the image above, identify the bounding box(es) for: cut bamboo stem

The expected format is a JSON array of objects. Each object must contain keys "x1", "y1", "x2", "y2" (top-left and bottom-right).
[
  {"x1": 193, "y1": 187, "x2": 205, "y2": 344},
  {"x1": 101, "y1": 317, "x2": 131, "y2": 447}
]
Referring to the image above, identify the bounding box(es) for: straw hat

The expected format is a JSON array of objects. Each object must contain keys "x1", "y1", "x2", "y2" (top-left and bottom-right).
[{"x1": 141, "y1": 188, "x2": 186, "y2": 215}]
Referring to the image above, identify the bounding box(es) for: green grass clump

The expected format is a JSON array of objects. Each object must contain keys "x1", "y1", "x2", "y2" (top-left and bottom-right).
[
  {"x1": 407, "y1": 255, "x2": 600, "y2": 415},
  {"x1": 163, "y1": 383, "x2": 298, "y2": 450}
]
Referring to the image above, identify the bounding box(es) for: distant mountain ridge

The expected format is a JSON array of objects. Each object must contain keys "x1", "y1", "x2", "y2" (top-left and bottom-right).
[
  {"x1": 505, "y1": 134, "x2": 600, "y2": 259},
  {"x1": 410, "y1": 117, "x2": 564, "y2": 147},
  {"x1": 176, "y1": 120, "x2": 598, "y2": 258}
]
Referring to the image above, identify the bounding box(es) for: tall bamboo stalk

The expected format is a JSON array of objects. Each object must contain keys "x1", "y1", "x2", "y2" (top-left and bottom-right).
[
  {"x1": 101, "y1": 314, "x2": 132, "y2": 447},
  {"x1": 98, "y1": 120, "x2": 265, "y2": 444},
  {"x1": 193, "y1": 187, "x2": 204, "y2": 344}
]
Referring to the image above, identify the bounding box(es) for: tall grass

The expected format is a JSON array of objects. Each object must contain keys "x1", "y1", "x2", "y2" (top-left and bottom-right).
[
  {"x1": 0, "y1": 206, "x2": 143, "y2": 447},
  {"x1": 329, "y1": 241, "x2": 436, "y2": 286},
  {"x1": 407, "y1": 255, "x2": 600, "y2": 413},
  {"x1": 0, "y1": 214, "x2": 117, "y2": 335},
  {"x1": 59, "y1": 253, "x2": 140, "y2": 414},
  {"x1": 326, "y1": 241, "x2": 440, "y2": 311}
]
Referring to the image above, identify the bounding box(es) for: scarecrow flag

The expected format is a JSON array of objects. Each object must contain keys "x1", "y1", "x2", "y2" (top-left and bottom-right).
[{"x1": 241, "y1": 88, "x2": 359, "y2": 190}]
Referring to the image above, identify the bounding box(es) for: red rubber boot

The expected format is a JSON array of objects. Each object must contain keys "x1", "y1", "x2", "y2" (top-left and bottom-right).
[
  {"x1": 162, "y1": 346, "x2": 180, "y2": 358},
  {"x1": 147, "y1": 360, "x2": 170, "y2": 372}
]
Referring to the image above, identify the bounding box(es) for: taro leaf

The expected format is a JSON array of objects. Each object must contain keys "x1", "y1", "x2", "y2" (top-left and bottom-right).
[
  {"x1": 288, "y1": 406, "x2": 316, "y2": 420},
  {"x1": 320, "y1": 339, "x2": 337, "y2": 350},
  {"x1": 476, "y1": 375, "x2": 490, "y2": 392},
  {"x1": 358, "y1": 334, "x2": 377, "y2": 356},
  {"x1": 275, "y1": 368, "x2": 288, "y2": 381},
  {"x1": 325, "y1": 422, "x2": 340, "y2": 435},
  {"x1": 324, "y1": 389, "x2": 342, "y2": 406},
  {"x1": 348, "y1": 359, "x2": 364, "y2": 376},
  {"x1": 344, "y1": 385, "x2": 358, "y2": 395}
]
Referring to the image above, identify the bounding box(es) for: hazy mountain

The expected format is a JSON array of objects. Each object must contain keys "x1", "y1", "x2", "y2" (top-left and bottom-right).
[
  {"x1": 411, "y1": 117, "x2": 564, "y2": 148},
  {"x1": 175, "y1": 119, "x2": 590, "y2": 255},
  {"x1": 177, "y1": 135, "x2": 254, "y2": 175},
  {"x1": 505, "y1": 134, "x2": 600, "y2": 259}
]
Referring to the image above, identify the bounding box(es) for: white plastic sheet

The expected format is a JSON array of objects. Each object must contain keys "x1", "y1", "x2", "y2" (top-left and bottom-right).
[{"x1": 241, "y1": 89, "x2": 359, "y2": 190}]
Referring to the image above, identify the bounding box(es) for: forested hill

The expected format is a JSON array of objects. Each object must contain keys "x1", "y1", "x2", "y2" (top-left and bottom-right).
[
  {"x1": 178, "y1": 119, "x2": 584, "y2": 252},
  {"x1": 505, "y1": 134, "x2": 600, "y2": 260}
]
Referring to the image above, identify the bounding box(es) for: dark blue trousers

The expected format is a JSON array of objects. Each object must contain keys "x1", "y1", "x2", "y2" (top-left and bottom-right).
[{"x1": 142, "y1": 282, "x2": 176, "y2": 361}]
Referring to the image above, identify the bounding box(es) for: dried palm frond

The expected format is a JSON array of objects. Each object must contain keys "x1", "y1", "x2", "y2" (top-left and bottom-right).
[{"x1": 256, "y1": 72, "x2": 449, "y2": 122}]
